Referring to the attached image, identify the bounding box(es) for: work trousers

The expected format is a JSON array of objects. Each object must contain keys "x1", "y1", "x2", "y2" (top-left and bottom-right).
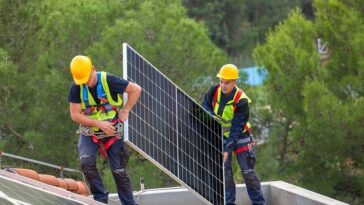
[
  {"x1": 78, "y1": 135, "x2": 136, "y2": 205},
  {"x1": 225, "y1": 148, "x2": 265, "y2": 205}
]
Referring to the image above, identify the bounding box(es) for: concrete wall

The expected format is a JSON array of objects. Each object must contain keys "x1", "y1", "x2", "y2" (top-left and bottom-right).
[{"x1": 108, "y1": 181, "x2": 348, "y2": 205}]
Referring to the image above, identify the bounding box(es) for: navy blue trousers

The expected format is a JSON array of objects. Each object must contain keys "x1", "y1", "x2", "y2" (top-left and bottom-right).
[
  {"x1": 78, "y1": 135, "x2": 136, "y2": 205},
  {"x1": 225, "y1": 148, "x2": 265, "y2": 205}
]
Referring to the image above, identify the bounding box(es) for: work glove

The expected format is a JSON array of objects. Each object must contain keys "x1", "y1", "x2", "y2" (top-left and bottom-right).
[{"x1": 211, "y1": 115, "x2": 221, "y2": 124}]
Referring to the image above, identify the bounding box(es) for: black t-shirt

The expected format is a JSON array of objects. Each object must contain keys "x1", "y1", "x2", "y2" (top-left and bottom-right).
[{"x1": 68, "y1": 72, "x2": 129, "y2": 104}]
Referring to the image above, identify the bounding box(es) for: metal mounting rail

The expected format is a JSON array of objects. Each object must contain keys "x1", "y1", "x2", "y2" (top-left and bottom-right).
[{"x1": 0, "y1": 150, "x2": 85, "y2": 182}]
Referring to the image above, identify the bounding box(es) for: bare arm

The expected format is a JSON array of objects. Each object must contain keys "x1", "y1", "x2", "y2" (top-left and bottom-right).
[
  {"x1": 119, "y1": 82, "x2": 142, "y2": 122},
  {"x1": 69, "y1": 103, "x2": 116, "y2": 135},
  {"x1": 70, "y1": 103, "x2": 97, "y2": 127}
]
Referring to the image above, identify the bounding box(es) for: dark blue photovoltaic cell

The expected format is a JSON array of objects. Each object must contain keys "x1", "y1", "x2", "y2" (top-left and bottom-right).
[
  {"x1": 127, "y1": 47, "x2": 178, "y2": 176},
  {"x1": 125, "y1": 44, "x2": 224, "y2": 204},
  {"x1": 176, "y1": 89, "x2": 223, "y2": 204}
]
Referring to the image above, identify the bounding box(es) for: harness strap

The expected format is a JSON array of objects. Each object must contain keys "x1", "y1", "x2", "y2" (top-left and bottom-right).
[
  {"x1": 92, "y1": 136, "x2": 119, "y2": 160},
  {"x1": 82, "y1": 72, "x2": 118, "y2": 114},
  {"x1": 93, "y1": 117, "x2": 120, "y2": 160},
  {"x1": 234, "y1": 136, "x2": 255, "y2": 154},
  {"x1": 96, "y1": 72, "x2": 105, "y2": 99},
  {"x1": 82, "y1": 84, "x2": 90, "y2": 108},
  {"x1": 234, "y1": 144, "x2": 250, "y2": 154},
  {"x1": 212, "y1": 86, "x2": 251, "y2": 134},
  {"x1": 212, "y1": 85, "x2": 220, "y2": 109},
  {"x1": 233, "y1": 89, "x2": 252, "y2": 135},
  {"x1": 232, "y1": 89, "x2": 243, "y2": 112}
]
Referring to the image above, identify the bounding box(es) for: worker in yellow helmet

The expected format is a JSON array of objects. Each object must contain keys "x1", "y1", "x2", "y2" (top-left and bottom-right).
[
  {"x1": 202, "y1": 64, "x2": 265, "y2": 205},
  {"x1": 68, "y1": 55, "x2": 141, "y2": 205}
]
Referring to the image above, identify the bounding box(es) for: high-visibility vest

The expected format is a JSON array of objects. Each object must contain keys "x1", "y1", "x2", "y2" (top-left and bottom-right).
[
  {"x1": 80, "y1": 71, "x2": 122, "y2": 132},
  {"x1": 212, "y1": 85, "x2": 252, "y2": 138}
]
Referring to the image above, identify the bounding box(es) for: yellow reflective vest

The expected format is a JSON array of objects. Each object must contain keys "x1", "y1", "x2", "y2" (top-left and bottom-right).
[
  {"x1": 80, "y1": 72, "x2": 122, "y2": 131},
  {"x1": 212, "y1": 85, "x2": 252, "y2": 138}
]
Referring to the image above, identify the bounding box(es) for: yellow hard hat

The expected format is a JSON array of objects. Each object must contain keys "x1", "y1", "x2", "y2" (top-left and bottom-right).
[
  {"x1": 70, "y1": 55, "x2": 92, "y2": 85},
  {"x1": 216, "y1": 64, "x2": 239, "y2": 79}
]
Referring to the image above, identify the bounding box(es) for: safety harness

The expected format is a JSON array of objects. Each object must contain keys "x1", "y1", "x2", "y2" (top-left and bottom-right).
[
  {"x1": 77, "y1": 71, "x2": 123, "y2": 159},
  {"x1": 77, "y1": 121, "x2": 123, "y2": 159},
  {"x1": 212, "y1": 85, "x2": 254, "y2": 154}
]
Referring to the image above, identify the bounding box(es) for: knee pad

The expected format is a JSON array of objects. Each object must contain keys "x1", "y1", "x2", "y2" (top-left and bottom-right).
[
  {"x1": 112, "y1": 168, "x2": 133, "y2": 193},
  {"x1": 80, "y1": 155, "x2": 97, "y2": 175},
  {"x1": 112, "y1": 168, "x2": 130, "y2": 181},
  {"x1": 243, "y1": 171, "x2": 261, "y2": 190}
]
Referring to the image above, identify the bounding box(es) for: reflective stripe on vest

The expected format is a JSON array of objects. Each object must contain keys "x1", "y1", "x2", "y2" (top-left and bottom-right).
[
  {"x1": 80, "y1": 72, "x2": 122, "y2": 131},
  {"x1": 212, "y1": 85, "x2": 252, "y2": 138}
]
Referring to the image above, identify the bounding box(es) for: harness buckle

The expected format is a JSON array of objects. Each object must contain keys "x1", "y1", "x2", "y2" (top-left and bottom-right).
[{"x1": 76, "y1": 125, "x2": 95, "y2": 136}]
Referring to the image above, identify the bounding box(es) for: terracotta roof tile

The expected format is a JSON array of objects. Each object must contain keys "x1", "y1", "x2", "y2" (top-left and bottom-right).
[{"x1": 13, "y1": 168, "x2": 90, "y2": 196}]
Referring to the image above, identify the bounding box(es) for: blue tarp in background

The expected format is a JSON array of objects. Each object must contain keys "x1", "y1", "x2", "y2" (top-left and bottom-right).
[{"x1": 239, "y1": 67, "x2": 267, "y2": 86}]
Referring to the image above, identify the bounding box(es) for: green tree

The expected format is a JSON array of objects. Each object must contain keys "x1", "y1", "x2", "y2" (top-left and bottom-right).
[
  {"x1": 86, "y1": 0, "x2": 228, "y2": 189},
  {"x1": 182, "y1": 0, "x2": 301, "y2": 64},
  {"x1": 0, "y1": 49, "x2": 20, "y2": 150},
  {"x1": 87, "y1": 0, "x2": 227, "y2": 100},
  {"x1": 253, "y1": 1, "x2": 364, "y2": 204},
  {"x1": 0, "y1": 0, "x2": 227, "y2": 191},
  {"x1": 254, "y1": 9, "x2": 319, "y2": 166},
  {"x1": 298, "y1": 1, "x2": 364, "y2": 203}
]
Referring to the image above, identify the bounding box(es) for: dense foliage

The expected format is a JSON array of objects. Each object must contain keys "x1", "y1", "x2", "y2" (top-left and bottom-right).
[
  {"x1": 0, "y1": 0, "x2": 361, "y2": 204},
  {"x1": 0, "y1": 0, "x2": 226, "y2": 191},
  {"x1": 253, "y1": 1, "x2": 363, "y2": 204}
]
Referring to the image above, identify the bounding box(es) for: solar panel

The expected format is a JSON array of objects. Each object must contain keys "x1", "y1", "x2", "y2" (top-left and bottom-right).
[{"x1": 122, "y1": 43, "x2": 224, "y2": 204}]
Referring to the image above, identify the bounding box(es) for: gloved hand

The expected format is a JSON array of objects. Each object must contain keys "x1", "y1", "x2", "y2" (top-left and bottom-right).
[{"x1": 211, "y1": 115, "x2": 221, "y2": 123}]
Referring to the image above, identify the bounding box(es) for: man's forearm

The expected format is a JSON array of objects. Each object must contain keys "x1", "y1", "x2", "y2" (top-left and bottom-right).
[
  {"x1": 71, "y1": 112, "x2": 98, "y2": 127},
  {"x1": 122, "y1": 85, "x2": 141, "y2": 113}
]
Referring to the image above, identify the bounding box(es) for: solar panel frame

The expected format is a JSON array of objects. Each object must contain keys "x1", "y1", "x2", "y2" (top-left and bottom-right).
[{"x1": 122, "y1": 43, "x2": 225, "y2": 205}]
